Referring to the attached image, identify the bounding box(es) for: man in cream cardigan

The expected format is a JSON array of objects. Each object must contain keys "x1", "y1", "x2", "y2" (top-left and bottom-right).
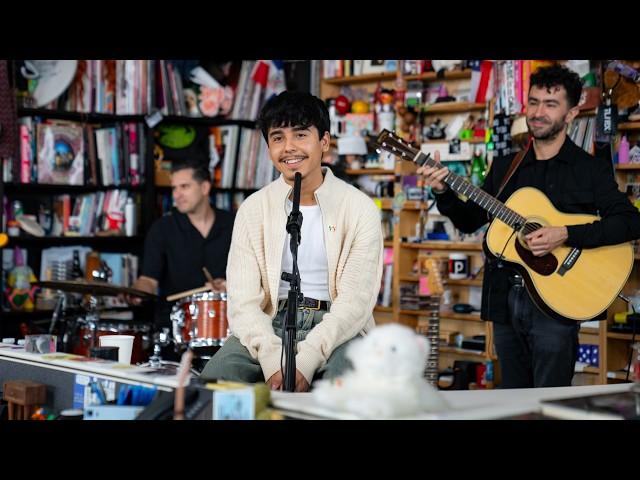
[{"x1": 201, "y1": 91, "x2": 383, "y2": 392}]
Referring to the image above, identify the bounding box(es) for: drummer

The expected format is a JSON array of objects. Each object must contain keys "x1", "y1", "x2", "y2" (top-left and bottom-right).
[{"x1": 128, "y1": 158, "x2": 234, "y2": 332}]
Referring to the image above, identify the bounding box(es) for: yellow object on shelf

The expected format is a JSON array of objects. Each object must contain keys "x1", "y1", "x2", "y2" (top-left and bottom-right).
[{"x1": 614, "y1": 312, "x2": 629, "y2": 324}]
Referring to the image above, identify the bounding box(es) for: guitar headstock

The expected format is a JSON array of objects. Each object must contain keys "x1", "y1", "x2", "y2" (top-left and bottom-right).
[
  {"x1": 423, "y1": 257, "x2": 444, "y2": 296},
  {"x1": 375, "y1": 129, "x2": 422, "y2": 163}
]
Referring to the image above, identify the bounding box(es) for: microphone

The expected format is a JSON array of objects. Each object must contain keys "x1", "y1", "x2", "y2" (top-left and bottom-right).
[
  {"x1": 287, "y1": 172, "x2": 303, "y2": 240},
  {"x1": 0, "y1": 233, "x2": 8, "y2": 248}
]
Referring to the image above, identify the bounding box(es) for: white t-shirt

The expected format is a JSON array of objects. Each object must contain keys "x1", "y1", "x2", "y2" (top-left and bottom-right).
[{"x1": 278, "y1": 202, "x2": 330, "y2": 301}]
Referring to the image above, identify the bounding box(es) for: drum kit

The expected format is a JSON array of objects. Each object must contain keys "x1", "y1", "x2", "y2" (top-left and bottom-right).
[{"x1": 32, "y1": 280, "x2": 229, "y2": 374}]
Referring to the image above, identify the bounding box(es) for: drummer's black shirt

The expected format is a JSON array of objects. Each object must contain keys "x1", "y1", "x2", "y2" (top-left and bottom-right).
[{"x1": 141, "y1": 206, "x2": 234, "y2": 326}]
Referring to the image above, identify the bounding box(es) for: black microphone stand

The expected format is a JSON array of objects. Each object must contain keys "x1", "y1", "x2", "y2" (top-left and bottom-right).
[{"x1": 281, "y1": 172, "x2": 303, "y2": 392}]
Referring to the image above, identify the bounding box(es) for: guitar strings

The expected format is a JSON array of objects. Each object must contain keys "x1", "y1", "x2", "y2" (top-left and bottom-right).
[{"x1": 388, "y1": 140, "x2": 546, "y2": 237}]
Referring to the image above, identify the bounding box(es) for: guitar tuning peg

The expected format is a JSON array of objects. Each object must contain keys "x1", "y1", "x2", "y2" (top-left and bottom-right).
[{"x1": 375, "y1": 148, "x2": 382, "y2": 154}]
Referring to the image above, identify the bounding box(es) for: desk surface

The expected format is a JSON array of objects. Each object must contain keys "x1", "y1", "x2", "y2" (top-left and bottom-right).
[
  {"x1": 271, "y1": 383, "x2": 634, "y2": 419},
  {"x1": 0, "y1": 343, "x2": 182, "y2": 390},
  {"x1": 2, "y1": 343, "x2": 635, "y2": 419}
]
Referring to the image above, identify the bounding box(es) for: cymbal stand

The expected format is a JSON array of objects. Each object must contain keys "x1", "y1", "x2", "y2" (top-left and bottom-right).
[{"x1": 83, "y1": 294, "x2": 101, "y2": 349}]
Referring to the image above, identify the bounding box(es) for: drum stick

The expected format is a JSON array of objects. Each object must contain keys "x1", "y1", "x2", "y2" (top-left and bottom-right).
[
  {"x1": 166, "y1": 286, "x2": 211, "y2": 302},
  {"x1": 202, "y1": 267, "x2": 215, "y2": 285},
  {"x1": 173, "y1": 348, "x2": 193, "y2": 420}
]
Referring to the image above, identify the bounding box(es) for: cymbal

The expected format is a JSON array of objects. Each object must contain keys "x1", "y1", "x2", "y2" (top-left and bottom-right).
[{"x1": 33, "y1": 280, "x2": 156, "y2": 299}]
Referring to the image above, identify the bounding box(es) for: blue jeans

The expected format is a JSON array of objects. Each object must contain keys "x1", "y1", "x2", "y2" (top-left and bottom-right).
[
  {"x1": 200, "y1": 299, "x2": 356, "y2": 385},
  {"x1": 493, "y1": 282, "x2": 580, "y2": 388}
]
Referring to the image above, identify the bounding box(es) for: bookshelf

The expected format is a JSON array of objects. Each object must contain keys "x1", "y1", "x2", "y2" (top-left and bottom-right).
[
  {"x1": 319, "y1": 60, "x2": 495, "y2": 385},
  {"x1": 0, "y1": 59, "x2": 283, "y2": 343},
  {"x1": 319, "y1": 59, "x2": 640, "y2": 388},
  {"x1": 604, "y1": 127, "x2": 640, "y2": 386}
]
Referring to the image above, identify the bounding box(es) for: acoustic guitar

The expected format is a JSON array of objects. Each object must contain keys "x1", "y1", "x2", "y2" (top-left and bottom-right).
[{"x1": 376, "y1": 129, "x2": 633, "y2": 321}]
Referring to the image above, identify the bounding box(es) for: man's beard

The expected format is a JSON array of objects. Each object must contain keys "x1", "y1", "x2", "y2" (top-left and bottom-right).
[{"x1": 527, "y1": 115, "x2": 567, "y2": 141}]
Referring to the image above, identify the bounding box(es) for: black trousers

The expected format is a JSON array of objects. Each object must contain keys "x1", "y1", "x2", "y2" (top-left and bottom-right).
[{"x1": 493, "y1": 278, "x2": 580, "y2": 388}]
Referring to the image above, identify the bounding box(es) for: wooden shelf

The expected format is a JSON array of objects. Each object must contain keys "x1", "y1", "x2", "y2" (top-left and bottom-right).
[
  {"x1": 156, "y1": 185, "x2": 258, "y2": 194},
  {"x1": 17, "y1": 107, "x2": 257, "y2": 128},
  {"x1": 323, "y1": 72, "x2": 398, "y2": 85},
  {"x1": 404, "y1": 70, "x2": 472, "y2": 82},
  {"x1": 579, "y1": 327, "x2": 600, "y2": 336},
  {"x1": 3, "y1": 183, "x2": 146, "y2": 194},
  {"x1": 440, "y1": 345, "x2": 486, "y2": 357},
  {"x1": 399, "y1": 309, "x2": 437, "y2": 316},
  {"x1": 421, "y1": 102, "x2": 486, "y2": 114},
  {"x1": 6, "y1": 235, "x2": 144, "y2": 248},
  {"x1": 606, "y1": 370, "x2": 633, "y2": 380},
  {"x1": 444, "y1": 278, "x2": 483, "y2": 287},
  {"x1": 615, "y1": 164, "x2": 640, "y2": 170},
  {"x1": 422, "y1": 138, "x2": 486, "y2": 144},
  {"x1": 402, "y1": 201, "x2": 429, "y2": 210},
  {"x1": 375, "y1": 198, "x2": 393, "y2": 210},
  {"x1": 374, "y1": 305, "x2": 393, "y2": 313},
  {"x1": 323, "y1": 69, "x2": 473, "y2": 86},
  {"x1": 397, "y1": 276, "x2": 483, "y2": 287},
  {"x1": 574, "y1": 364, "x2": 600, "y2": 374},
  {"x1": 440, "y1": 312, "x2": 483, "y2": 322},
  {"x1": 401, "y1": 241, "x2": 483, "y2": 251},
  {"x1": 618, "y1": 122, "x2": 640, "y2": 131},
  {"x1": 607, "y1": 331, "x2": 640, "y2": 340},
  {"x1": 345, "y1": 169, "x2": 395, "y2": 176},
  {"x1": 399, "y1": 275, "x2": 419, "y2": 283},
  {"x1": 383, "y1": 241, "x2": 393, "y2": 247}
]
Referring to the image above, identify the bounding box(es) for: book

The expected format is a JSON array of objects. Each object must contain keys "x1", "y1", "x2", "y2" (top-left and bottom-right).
[
  {"x1": 36, "y1": 122, "x2": 85, "y2": 185},
  {"x1": 540, "y1": 389, "x2": 640, "y2": 420}
]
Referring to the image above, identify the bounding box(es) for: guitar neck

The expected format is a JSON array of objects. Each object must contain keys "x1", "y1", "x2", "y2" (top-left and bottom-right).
[
  {"x1": 418, "y1": 302, "x2": 440, "y2": 387},
  {"x1": 414, "y1": 149, "x2": 525, "y2": 229}
]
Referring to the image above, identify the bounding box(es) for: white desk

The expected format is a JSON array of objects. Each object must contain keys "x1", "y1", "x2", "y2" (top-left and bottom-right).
[
  {"x1": 0, "y1": 343, "x2": 181, "y2": 391},
  {"x1": 271, "y1": 383, "x2": 635, "y2": 419}
]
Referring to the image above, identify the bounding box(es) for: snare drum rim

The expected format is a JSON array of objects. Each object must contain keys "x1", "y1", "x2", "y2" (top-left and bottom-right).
[{"x1": 181, "y1": 291, "x2": 225, "y2": 302}]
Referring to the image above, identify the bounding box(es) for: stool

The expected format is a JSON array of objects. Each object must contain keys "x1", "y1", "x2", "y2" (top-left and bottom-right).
[{"x1": 2, "y1": 380, "x2": 47, "y2": 420}]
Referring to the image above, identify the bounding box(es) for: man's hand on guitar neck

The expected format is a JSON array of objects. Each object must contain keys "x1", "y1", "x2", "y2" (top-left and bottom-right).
[
  {"x1": 525, "y1": 226, "x2": 569, "y2": 257},
  {"x1": 416, "y1": 150, "x2": 449, "y2": 193}
]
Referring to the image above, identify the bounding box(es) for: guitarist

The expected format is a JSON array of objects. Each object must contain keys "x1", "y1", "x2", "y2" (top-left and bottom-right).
[{"x1": 418, "y1": 64, "x2": 640, "y2": 388}]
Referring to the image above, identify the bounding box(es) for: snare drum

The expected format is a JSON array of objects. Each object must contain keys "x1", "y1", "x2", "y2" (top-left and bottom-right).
[{"x1": 170, "y1": 291, "x2": 228, "y2": 348}]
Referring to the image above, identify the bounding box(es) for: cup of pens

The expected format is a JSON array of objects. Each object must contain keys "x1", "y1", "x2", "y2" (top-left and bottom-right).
[
  {"x1": 90, "y1": 346, "x2": 119, "y2": 361},
  {"x1": 100, "y1": 335, "x2": 134, "y2": 364}
]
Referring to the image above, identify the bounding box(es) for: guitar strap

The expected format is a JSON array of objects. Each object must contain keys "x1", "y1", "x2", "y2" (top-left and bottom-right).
[{"x1": 495, "y1": 137, "x2": 532, "y2": 200}]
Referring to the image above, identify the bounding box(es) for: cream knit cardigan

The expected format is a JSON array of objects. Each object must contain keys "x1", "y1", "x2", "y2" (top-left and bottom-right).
[{"x1": 226, "y1": 167, "x2": 383, "y2": 383}]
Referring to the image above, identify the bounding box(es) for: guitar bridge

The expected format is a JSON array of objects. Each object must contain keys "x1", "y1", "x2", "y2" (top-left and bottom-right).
[{"x1": 557, "y1": 248, "x2": 581, "y2": 276}]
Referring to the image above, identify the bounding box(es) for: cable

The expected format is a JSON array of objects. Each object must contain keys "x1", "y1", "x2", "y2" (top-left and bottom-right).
[
  {"x1": 496, "y1": 228, "x2": 518, "y2": 265},
  {"x1": 625, "y1": 301, "x2": 638, "y2": 382}
]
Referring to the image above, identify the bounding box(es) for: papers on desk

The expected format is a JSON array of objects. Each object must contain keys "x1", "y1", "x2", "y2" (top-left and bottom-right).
[{"x1": 540, "y1": 390, "x2": 640, "y2": 420}]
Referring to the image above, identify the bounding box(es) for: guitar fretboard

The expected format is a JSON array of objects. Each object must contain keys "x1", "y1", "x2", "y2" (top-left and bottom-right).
[
  {"x1": 417, "y1": 297, "x2": 440, "y2": 387},
  {"x1": 376, "y1": 130, "x2": 526, "y2": 229},
  {"x1": 416, "y1": 150, "x2": 526, "y2": 229}
]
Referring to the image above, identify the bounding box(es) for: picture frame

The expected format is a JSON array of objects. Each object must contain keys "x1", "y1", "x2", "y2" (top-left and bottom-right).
[{"x1": 362, "y1": 60, "x2": 398, "y2": 74}]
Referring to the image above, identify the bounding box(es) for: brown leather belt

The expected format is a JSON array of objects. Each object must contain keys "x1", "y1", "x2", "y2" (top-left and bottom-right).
[{"x1": 280, "y1": 297, "x2": 330, "y2": 311}]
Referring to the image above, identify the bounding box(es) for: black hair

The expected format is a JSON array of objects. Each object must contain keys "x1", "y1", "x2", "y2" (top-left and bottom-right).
[
  {"x1": 257, "y1": 90, "x2": 330, "y2": 142},
  {"x1": 170, "y1": 159, "x2": 211, "y2": 183},
  {"x1": 529, "y1": 64, "x2": 583, "y2": 108}
]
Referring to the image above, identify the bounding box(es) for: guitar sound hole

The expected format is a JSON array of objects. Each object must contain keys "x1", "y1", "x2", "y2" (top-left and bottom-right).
[{"x1": 514, "y1": 235, "x2": 558, "y2": 276}]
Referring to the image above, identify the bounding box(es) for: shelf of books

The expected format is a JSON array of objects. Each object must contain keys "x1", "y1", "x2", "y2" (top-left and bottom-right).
[{"x1": 1, "y1": 59, "x2": 290, "y2": 331}]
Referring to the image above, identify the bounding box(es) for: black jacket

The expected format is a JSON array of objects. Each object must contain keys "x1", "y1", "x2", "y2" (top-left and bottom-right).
[{"x1": 435, "y1": 137, "x2": 640, "y2": 324}]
